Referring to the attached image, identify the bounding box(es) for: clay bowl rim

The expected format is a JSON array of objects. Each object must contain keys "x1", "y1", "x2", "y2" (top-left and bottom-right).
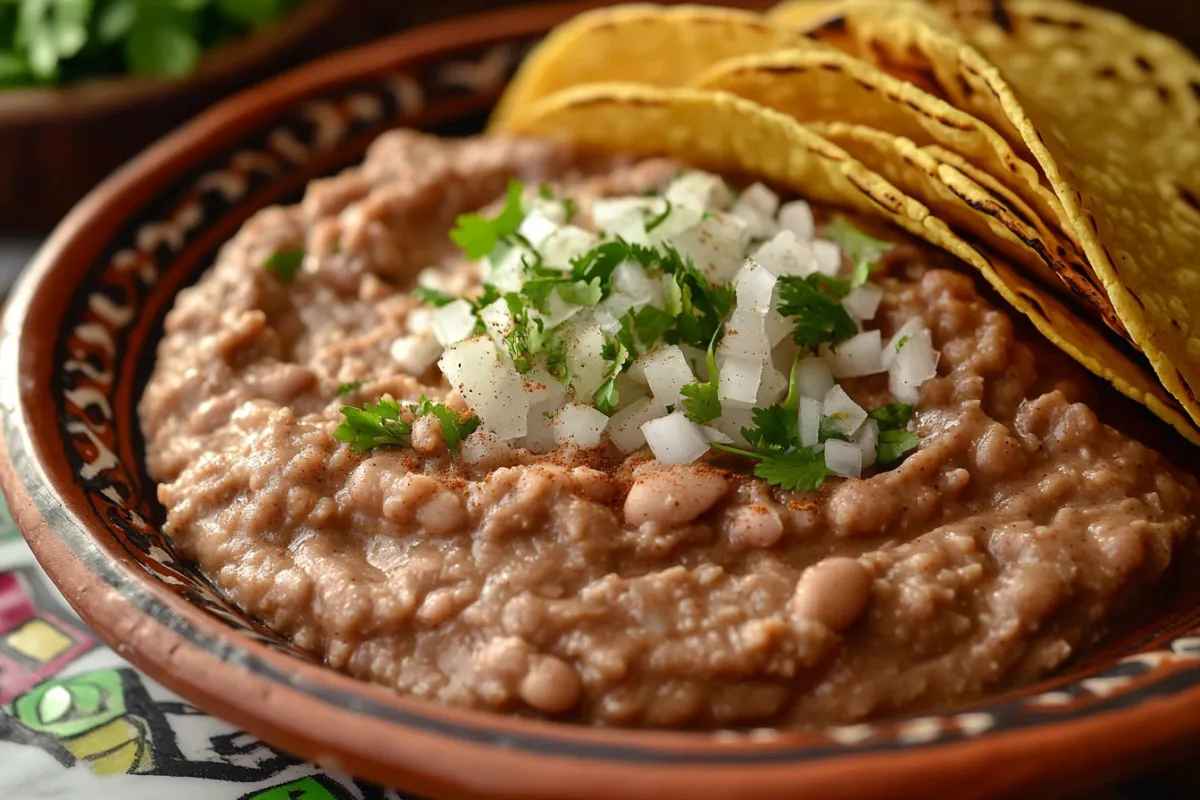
[
  {"x1": 0, "y1": 0, "x2": 344, "y2": 125},
  {"x1": 4, "y1": 3, "x2": 1200, "y2": 798}
]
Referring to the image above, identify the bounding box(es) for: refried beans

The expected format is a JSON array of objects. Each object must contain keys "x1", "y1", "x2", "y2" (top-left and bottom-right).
[{"x1": 140, "y1": 131, "x2": 1200, "y2": 729}]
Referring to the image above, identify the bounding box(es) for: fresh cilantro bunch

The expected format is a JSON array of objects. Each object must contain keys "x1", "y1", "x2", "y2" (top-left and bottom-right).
[{"x1": 0, "y1": 0, "x2": 304, "y2": 87}]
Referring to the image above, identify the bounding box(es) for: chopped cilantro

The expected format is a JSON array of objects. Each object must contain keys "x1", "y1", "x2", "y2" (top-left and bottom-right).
[
  {"x1": 896, "y1": 335, "x2": 911, "y2": 352},
  {"x1": 521, "y1": 277, "x2": 568, "y2": 313},
  {"x1": 451, "y1": 179, "x2": 525, "y2": 260},
  {"x1": 595, "y1": 336, "x2": 632, "y2": 415},
  {"x1": 412, "y1": 286, "x2": 458, "y2": 307},
  {"x1": 818, "y1": 416, "x2": 851, "y2": 443},
  {"x1": 634, "y1": 305, "x2": 677, "y2": 346},
  {"x1": 336, "y1": 381, "x2": 363, "y2": 397},
  {"x1": 743, "y1": 405, "x2": 798, "y2": 452},
  {"x1": 562, "y1": 197, "x2": 579, "y2": 224},
  {"x1": 644, "y1": 198, "x2": 673, "y2": 234},
  {"x1": 558, "y1": 277, "x2": 603, "y2": 307},
  {"x1": 545, "y1": 337, "x2": 572, "y2": 385},
  {"x1": 502, "y1": 293, "x2": 549, "y2": 373},
  {"x1": 264, "y1": 249, "x2": 305, "y2": 282},
  {"x1": 825, "y1": 218, "x2": 894, "y2": 287},
  {"x1": 680, "y1": 334, "x2": 722, "y2": 425},
  {"x1": 334, "y1": 399, "x2": 412, "y2": 453},
  {"x1": 410, "y1": 396, "x2": 481, "y2": 454},
  {"x1": 869, "y1": 403, "x2": 914, "y2": 429},
  {"x1": 777, "y1": 275, "x2": 858, "y2": 351},
  {"x1": 877, "y1": 428, "x2": 920, "y2": 465}
]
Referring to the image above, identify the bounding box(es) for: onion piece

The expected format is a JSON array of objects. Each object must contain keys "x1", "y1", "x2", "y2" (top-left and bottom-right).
[
  {"x1": 812, "y1": 239, "x2": 843, "y2": 276},
  {"x1": 730, "y1": 183, "x2": 781, "y2": 241},
  {"x1": 702, "y1": 426, "x2": 734, "y2": 444},
  {"x1": 757, "y1": 364, "x2": 788, "y2": 406},
  {"x1": 541, "y1": 225, "x2": 595, "y2": 271},
  {"x1": 735, "y1": 259, "x2": 778, "y2": 315},
  {"x1": 673, "y1": 212, "x2": 750, "y2": 283},
  {"x1": 431, "y1": 299, "x2": 478, "y2": 346},
  {"x1": 477, "y1": 298, "x2": 514, "y2": 350},
  {"x1": 889, "y1": 325, "x2": 939, "y2": 404},
  {"x1": 882, "y1": 317, "x2": 926, "y2": 370},
  {"x1": 518, "y1": 212, "x2": 558, "y2": 248},
  {"x1": 406, "y1": 307, "x2": 434, "y2": 335},
  {"x1": 765, "y1": 308, "x2": 793, "y2": 347},
  {"x1": 753, "y1": 230, "x2": 816, "y2": 278},
  {"x1": 609, "y1": 396, "x2": 666, "y2": 453},
  {"x1": 592, "y1": 197, "x2": 653, "y2": 245},
  {"x1": 825, "y1": 439, "x2": 863, "y2": 479},
  {"x1": 779, "y1": 200, "x2": 815, "y2": 241},
  {"x1": 553, "y1": 403, "x2": 609, "y2": 449},
  {"x1": 390, "y1": 332, "x2": 443, "y2": 375},
  {"x1": 844, "y1": 284, "x2": 884, "y2": 321},
  {"x1": 795, "y1": 357, "x2": 835, "y2": 400},
  {"x1": 647, "y1": 202, "x2": 704, "y2": 244},
  {"x1": 822, "y1": 385, "x2": 868, "y2": 438},
  {"x1": 717, "y1": 357, "x2": 763, "y2": 409},
  {"x1": 799, "y1": 397, "x2": 822, "y2": 447},
  {"x1": 439, "y1": 336, "x2": 528, "y2": 439},
  {"x1": 484, "y1": 245, "x2": 526, "y2": 291},
  {"x1": 641, "y1": 412, "x2": 711, "y2": 465},
  {"x1": 711, "y1": 405, "x2": 756, "y2": 447},
  {"x1": 822, "y1": 330, "x2": 884, "y2": 379},
  {"x1": 642, "y1": 346, "x2": 696, "y2": 407},
  {"x1": 854, "y1": 418, "x2": 880, "y2": 470},
  {"x1": 666, "y1": 171, "x2": 734, "y2": 211},
  {"x1": 460, "y1": 429, "x2": 512, "y2": 468},
  {"x1": 612, "y1": 261, "x2": 661, "y2": 309},
  {"x1": 568, "y1": 326, "x2": 607, "y2": 399}
]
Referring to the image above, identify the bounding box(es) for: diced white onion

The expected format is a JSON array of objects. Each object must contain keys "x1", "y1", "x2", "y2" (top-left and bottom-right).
[
  {"x1": 539, "y1": 290, "x2": 583, "y2": 330},
  {"x1": 484, "y1": 246, "x2": 526, "y2": 291},
  {"x1": 568, "y1": 326, "x2": 607, "y2": 399},
  {"x1": 822, "y1": 330, "x2": 884, "y2": 379},
  {"x1": 598, "y1": 292, "x2": 636, "y2": 325},
  {"x1": 796, "y1": 357, "x2": 835, "y2": 400},
  {"x1": 882, "y1": 317, "x2": 926, "y2": 370},
  {"x1": 520, "y1": 406, "x2": 560, "y2": 454},
  {"x1": 766, "y1": 309, "x2": 793, "y2": 348},
  {"x1": 553, "y1": 403, "x2": 609, "y2": 449},
  {"x1": 739, "y1": 183, "x2": 780, "y2": 218},
  {"x1": 642, "y1": 346, "x2": 696, "y2": 407},
  {"x1": 647, "y1": 202, "x2": 704, "y2": 244},
  {"x1": 642, "y1": 412, "x2": 711, "y2": 465},
  {"x1": 540, "y1": 225, "x2": 595, "y2": 271},
  {"x1": 730, "y1": 183, "x2": 780, "y2": 241},
  {"x1": 477, "y1": 298, "x2": 514, "y2": 350},
  {"x1": 854, "y1": 418, "x2": 880, "y2": 470},
  {"x1": 523, "y1": 367, "x2": 569, "y2": 410},
  {"x1": 889, "y1": 326, "x2": 939, "y2": 404},
  {"x1": 673, "y1": 213, "x2": 750, "y2": 283},
  {"x1": 613, "y1": 372, "x2": 647, "y2": 412},
  {"x1": 812, "y1": 239, "x2": 843, "y2": 276},
  {"x1": 390, "y1": 332, "x2": 443, "y2": 375},
  {"x1": 612, "y1": 261, "x2": 661, "y2": 309},
  {"x1": 757, "y1": 364, "x2": 788, "y2": 406},
  {"x1": 518, "y1": 212, "x2": 559, "y2": 248},
  {"x1": 717, "y1": 357, "x2": 763, "y2": 409},
  {"x1": 439, "y1": 337, "x2": 528, "y2": 440},
  {"x1": 779, "y1": 200, "x2": 815, "y2": 241},
  {"x1": 824, "y1": 438, "x2": 863, "y2": 479},
  {"x1": 666, "y1": 171, "x2": 734, "y2": 211},
  {"x1": 735, "y1": 259, "x2": 778, "y2": 315},
  {"x1": 753, "y1": 231, "x2": 816, "y2": 278},
  {"x1": 460, "y1": 429, "x2": 512, "y2": 468},
  {"x1": 844, "y1": 284, "x2": 884, "y2": 321},
  {"x1": 592, "y1": 198, "x2": 653, "y2": 245},
  {"x1": 525, "y1": 195, "x2": 567, "y2": 225},
  {"x1": 431, "y1": 299, "x2": 478, "y2": 346},
  {"x1": 822, "y1": 385, "x2": 868, "y2": 438},
  {"x1": 799, "y1": 397, "x2": 822, "y2": 447},
  {"x1": 609, "y1": 397, "x2": 666, "y2": 453},
  {"x1": 701, "y1": 426, "x2": 734, "y2": 444},
  {"x1": 711, "y1": 405, "x2": 756, "y2": 447}
]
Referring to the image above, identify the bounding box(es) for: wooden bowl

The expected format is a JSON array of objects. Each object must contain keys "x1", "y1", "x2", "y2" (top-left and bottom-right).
[
  {"x1": 3, "y1": 3, "x2": 1200, "y2": 798},
  {"x1": 0, "y1": 0, "x2": 342, "y2": 234}
]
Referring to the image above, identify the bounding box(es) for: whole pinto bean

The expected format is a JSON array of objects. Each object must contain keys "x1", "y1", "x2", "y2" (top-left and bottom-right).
[
  {"x1": 624, "y1": 466, "x2": 731, "y2": 527},
  {"x1": 792, "y1": 557, "x2": 874, "y2": 633}
]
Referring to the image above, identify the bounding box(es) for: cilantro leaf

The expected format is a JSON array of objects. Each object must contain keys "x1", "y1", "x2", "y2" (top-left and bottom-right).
[
  {"x1": 545, "y1": 337, "x2": 572, "y2": 385},
  {"x1": 334, "y1": 399, "x2": 412, "y2": 453},
  {"x1": 877, "y1": 428, "x2": 920, "y2": 465},
  {"x1": 451, "y1": 180, "x2": 525, "y2": 260},
  {"x1": 743, "y1": 405, "x2": 798, "y2": 452},
  {"x1": 776, "y1": 275, "x2": 858, "y2": 351},
  {"x1": 412, "y1": 286, "x2": 458, "y2": 307},
  {"x1": 563, "y1": 197, "x2": 579, "y2": 224},
  {"x1": 521, "y1": 277, "x2": 568, "y2": 313},
  {"x1": 818, "y1": 417, "x2": 851, "y2": 443},
  {"x1": 558, "y1": 277, "x2": 603, "y2": 308},
  {"x1": 502, "y1": 293, "x2": 548, "y2": 373},
  {"x1": 825, "y1": 218, "x2": 894, "y2": 287},
  {"x1": 754, "y1": 449, "x2": 829, "y2": 492},
  {"x1": 680, "y1": 334, "x2": 722, "y2": 425},
  {"x1": 634, "y1": 305, "x2": 677, "y2": 346},
  {"x1": 869, "y1": 403, "x2": 914, "y2": 430},
  {"x1": 410, "y1": 396, "x2": 481, "y2": 454},
  {"x1": 595, "y1": 336, "x2": 632, "y2": 415},
  {"x1": 264, "y1": 249, "x2": 305, "y2": 282},
  {"x1": 336, "y1": 381, "x2": 363, "y2": 397}
]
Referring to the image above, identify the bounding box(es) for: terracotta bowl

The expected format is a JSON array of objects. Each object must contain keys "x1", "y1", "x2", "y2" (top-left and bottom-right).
[{"x1": 4, "y1": 3, "x2": 1200, "y2": 798}]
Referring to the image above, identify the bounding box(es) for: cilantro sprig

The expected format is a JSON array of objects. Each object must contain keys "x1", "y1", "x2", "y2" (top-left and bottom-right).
[
  {"x1": 264, "y1": 248, "x2": 305, "y2": 282},
  {"x1": 335, "y1": 396, "x2": 480, "y2": 455},
  {"x1": 451, "y1": 180, "x2": 525, "y2": 260},
  {"x1": 680, "y1": 333, "x2": 723, "y2": 425},
  {"x1": 776, "y1": 275, "x2": 858, "y2": 351}
]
